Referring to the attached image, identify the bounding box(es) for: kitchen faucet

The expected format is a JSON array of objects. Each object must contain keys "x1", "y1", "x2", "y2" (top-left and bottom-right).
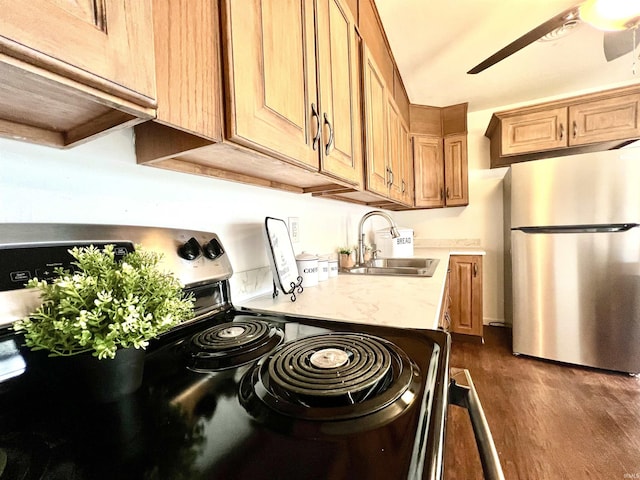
[{"x1": 357, "y1": 210, "x2": 400, "y2": 265}]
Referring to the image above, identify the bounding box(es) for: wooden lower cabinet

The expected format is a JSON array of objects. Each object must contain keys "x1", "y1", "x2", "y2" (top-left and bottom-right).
[{"x1": 448, "y1": 255, "x2": 483, "y2": 338}]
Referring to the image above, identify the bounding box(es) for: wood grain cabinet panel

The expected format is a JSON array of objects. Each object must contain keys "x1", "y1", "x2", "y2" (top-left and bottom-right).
[
  {"x1": 400, "y1": 120, "x2": 414, "y2": 206},
  {"x1": 315, "y1": 0, "x2": 363, "y2": 186},
  {"x1": 413, "y1": 133, "x2": 467, "y2": 209},
  {"x1": 486, "y1": 85, "x2": 640, "y2": 167},
  {"x1": 225, "y1": 0, "x2": 319, "y2": 169},
  {"x1": 387, "y1": 95, "x2": 403, "y2": 202},
  {"x1": 413, "y1": 135, "x2": 444, "y2": 208},
  {"x1": 569, "y1": 94, "x2": 640, "y2": 146},
  {"x1": 137, "y1": 0, "x2": 363, "y2": 192},
  {"x1": 362, "y1": 44, "x2": 414, "y2": 205},
  {"x1": 449, "y1": 255, "x2": 483, "y2": 338},
  {"x1": 444, "y1": 134, "x2": 469, "y2": 207},
  {"x1": 0, "y1": 0, "x2": 156, "y2": 147},
  {"x1": 500, "y1": 107, "x2": 567, "y2": 155},
  {"x1": 363, "y1": 45, "x2": 389, "y2": 197},
  {"x1": 226, "y1": 0, "x2": 363, "y2": 183}
]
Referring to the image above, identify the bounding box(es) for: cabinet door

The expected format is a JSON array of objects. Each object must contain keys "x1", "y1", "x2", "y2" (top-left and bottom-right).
[
  {"x1": 224, "y1": 0, "x2": 319, "y2": 169},
  {"x1": 387, "y1": 95, "x2": 403, "y2": 202},
  {"x1": 0, "y1": 0, "x2": 155, "y2": 102},
  {"x1": 413, "y1": 135, "x2": 444, "y2": 208},
  {"x1": 151, "y1": 0, "x2": 223, "y2": 141},
  {"x1": 501, "y1": 107, "x2": 568, "y2": 155},
  {"x1": 569, "y1": 94, "x2": 640, "y2": 146},
  {"x1": 444, "y1": 134, "x2": 468, "y2": 207},
  {"x1": 449, "y1": 255, "x2": 483, "y2": 337},
  {"x1": 363, "y1": 46, "x2": 389, "y2": 196},
  {"x1": 315, "y1": 0, "x2": 363, "y2": 187},
  {"x1": 400, "y1": 120, "x2": 414, "y2": 206}
]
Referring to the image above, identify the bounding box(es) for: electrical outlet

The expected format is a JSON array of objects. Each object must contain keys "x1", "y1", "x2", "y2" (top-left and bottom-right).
[{"x1": 288, "y1": 217, "x2": 300, "y2": 243}]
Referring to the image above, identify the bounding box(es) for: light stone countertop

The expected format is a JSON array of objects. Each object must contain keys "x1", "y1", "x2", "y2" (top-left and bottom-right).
[{"x1": 238, "y1": 247, "x2": 485, "y2": 330}]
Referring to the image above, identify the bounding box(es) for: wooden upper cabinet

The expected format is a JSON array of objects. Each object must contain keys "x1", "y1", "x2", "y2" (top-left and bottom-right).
[
  {"x1": 224, "y1": 0, "x2": 319, "y2": 169},
  {"x1": 444, "y1": 134, "x2": 469, "y2": 207},
  {"x1": 363, "y1": 45, "x2": 389, "y2": 197},
  {"x1": 413, "y1": 135, "x2": 444, "y2": 208},
  {"x1": 151, "y1": 0, "x2": 223, "y2": 142},
  {"x1": 500, "y1": 107, "x2": 567, "y2": 156},
  {"x1": 362, "y1": 43, "x2": 413, "y2": 205},
  {"x1": 400, "y1": 120, "x2": 414, "y2": 206},
  {"x1": 413, "y1": 133, "x2": 467, "y2": 209},
  {"x1": 449, "y1": 255, "x2": 483, "y2": 338},
  {"x1": 315, "y1": 0, "x2": 363, "y2": 187},
  {"x1": 223, "y1": 0, "x2": 362, "y2": 184},
  {"x1": 0, "y1": 0, "x2": 156, "y2": 147},
  {"x1": 569, "y1": 94, "x2": 640, "y2": 146},
  {"x1": 1, "y1": 0, "x2": 155, "y2": 101},
  {"x1": 387, "y1": 95, "x2": 403, "y2": 202},
  {"x1": 486, "y1": 85, "x2": 640, "y2": 167}
]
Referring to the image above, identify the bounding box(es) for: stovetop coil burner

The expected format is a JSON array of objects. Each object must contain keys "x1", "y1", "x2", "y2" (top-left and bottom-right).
[
  {"x1": 239, "y1": 332, "x2": 422, "y2": 434},
  {"x1": 187, "y1": 319, "x2": 283, "y2": 371}
]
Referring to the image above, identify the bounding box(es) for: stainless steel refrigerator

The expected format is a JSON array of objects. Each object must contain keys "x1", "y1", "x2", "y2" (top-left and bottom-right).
[{"x1": 504, "y1": 148, "x2": 640, "y2": 373}]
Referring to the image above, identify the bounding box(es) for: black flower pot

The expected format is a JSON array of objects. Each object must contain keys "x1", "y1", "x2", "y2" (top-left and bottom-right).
[{"x1": 26, "y1": 347, "x2": 146, "y2": 403}]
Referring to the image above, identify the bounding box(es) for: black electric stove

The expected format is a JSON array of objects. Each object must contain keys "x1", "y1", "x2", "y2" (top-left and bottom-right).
[{"x1": 0, "y1": 224, "x2": 457, "y2": 480}]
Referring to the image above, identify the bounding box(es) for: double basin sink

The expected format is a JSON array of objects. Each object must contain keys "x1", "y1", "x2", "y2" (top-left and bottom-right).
[{"x1": 342, "y1": 257, "x2": 439, "y2": 278}]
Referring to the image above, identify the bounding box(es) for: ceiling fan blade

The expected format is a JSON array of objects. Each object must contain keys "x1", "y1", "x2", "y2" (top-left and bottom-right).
[
  {"x1": 603, "y1": 29, "x2": 639, "y2": 61},
  {"x1": 467, "y1": 6, "x2": 579, "y2": 74}
]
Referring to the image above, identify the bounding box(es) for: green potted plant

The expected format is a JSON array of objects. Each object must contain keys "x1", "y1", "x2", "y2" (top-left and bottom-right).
[
  {"x1": 338, "y1": 247, "x2": 355, "y2": 269},
  {"x1": 13, "y1": 244, "x2": 194, "y2": 401}
]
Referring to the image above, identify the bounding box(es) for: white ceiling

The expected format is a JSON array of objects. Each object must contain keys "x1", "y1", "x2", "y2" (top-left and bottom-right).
[{"x1": 374, "y1": 0, "x2": 640, "y2": 112}]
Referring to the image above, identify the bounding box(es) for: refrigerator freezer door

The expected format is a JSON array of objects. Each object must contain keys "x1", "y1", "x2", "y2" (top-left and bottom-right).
[
  {"x1": 510, "y1": 149, "x2": 640, "y2": 228},
  {"x1": 511, "y1": 226, "x2": 640, "y2": 373}
]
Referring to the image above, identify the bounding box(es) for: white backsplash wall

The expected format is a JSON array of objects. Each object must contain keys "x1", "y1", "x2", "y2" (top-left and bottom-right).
[{"x1": 0, "y1": 129, "x2": 375, "y2": 301}]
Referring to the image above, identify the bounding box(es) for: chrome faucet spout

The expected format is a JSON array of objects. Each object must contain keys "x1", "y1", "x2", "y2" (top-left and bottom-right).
[{"x1": 357, "y1": 210, "x2": 400, "y2": 265}]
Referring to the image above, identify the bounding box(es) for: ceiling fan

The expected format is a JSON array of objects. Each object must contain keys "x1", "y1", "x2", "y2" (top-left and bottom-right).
[{"x1": 468, "y1": 0, "x2": 640, "y2": 74}]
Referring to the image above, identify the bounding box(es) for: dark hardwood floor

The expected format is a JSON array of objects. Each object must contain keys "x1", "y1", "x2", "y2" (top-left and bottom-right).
[{"x1": 444, "y1": 326, "x2": 640, "y2": 480}]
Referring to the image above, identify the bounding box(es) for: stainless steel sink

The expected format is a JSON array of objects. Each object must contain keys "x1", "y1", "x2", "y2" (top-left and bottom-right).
[
  {"x1": 342, "y1": 258, "x2": 439, "y2": 277},
  {"x1": 368, "y1": 258, "x2": 438, "y2": 269}
]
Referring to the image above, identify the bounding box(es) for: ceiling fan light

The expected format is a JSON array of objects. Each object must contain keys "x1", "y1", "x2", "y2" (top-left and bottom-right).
[{"x1": 580, "y1": 0, "x2": 640, "y2": 31}]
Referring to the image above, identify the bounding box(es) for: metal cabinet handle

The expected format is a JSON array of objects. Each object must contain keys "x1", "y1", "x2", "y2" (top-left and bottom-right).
[
  {"x1": 402, "y1": 179, "x2": 406, "y2": 193},
  {"x1": 389, "y1": 169, "x2": 394, "y2": 186},
  {"x1": 446, "y1": 187, "x2": 450, "y2": 199},
  {"x1": 559, "y1": 123, "x2": 564, "y2": 140},
  {"x1": 473, "y1": 263, "x2": 478, "y2": 277},
  {"x1": 386, "y1": 167, "x2": 391, "y2": 186},
  {"x1": 573, "y1": 120, "x2": 577, "y2": 139},
  {"x1": 440, "y1": 188, "x2": 444, "y2": 201},
  {"x1": 311, "y1": 103, "x2": 321, "y2": 151},
  {"x1": 323, "y1": 112, "x2": 334, "y2": 155}
]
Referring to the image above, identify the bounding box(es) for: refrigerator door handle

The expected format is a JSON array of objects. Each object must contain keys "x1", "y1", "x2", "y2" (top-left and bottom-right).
[{"x1": 513, "y1": 223, "x2": 639, "y2": 234}]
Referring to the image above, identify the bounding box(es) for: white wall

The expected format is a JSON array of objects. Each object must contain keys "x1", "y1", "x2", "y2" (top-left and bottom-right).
[{"x1": 0, "y1": 129, "x2": 378, "y2": 300}]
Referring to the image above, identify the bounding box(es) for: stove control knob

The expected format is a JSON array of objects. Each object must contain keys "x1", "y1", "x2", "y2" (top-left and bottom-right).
[
  {"x1": 203, "y1": 238, "x2": 224, "y2": 260},
  {"x1": 178, "y1": 237, "x2": 202, "y2": 260}
]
